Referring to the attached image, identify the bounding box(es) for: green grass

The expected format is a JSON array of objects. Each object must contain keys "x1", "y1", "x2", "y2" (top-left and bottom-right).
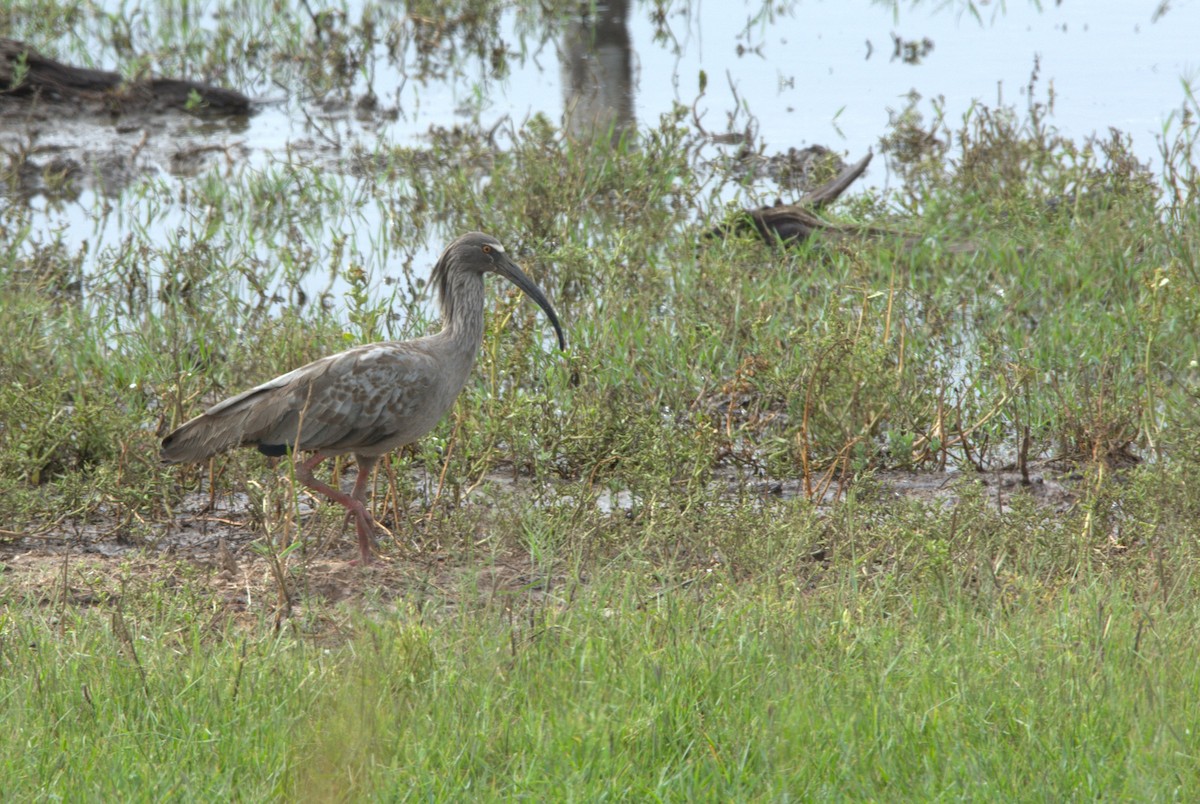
[
  {"x1": 3, "y1": 0, "x2": 1200, "y2": 798},
  {"x1": 342, "y1": 585, "x2": 1198, "y2": 800},
  {"x1": 4, "y1": 512, "x2": 1200, "y2": 800}
]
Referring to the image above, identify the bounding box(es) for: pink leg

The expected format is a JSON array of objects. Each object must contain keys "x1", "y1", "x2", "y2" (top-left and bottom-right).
[
  {"x1": 293, "y1": 453, "x2": 377, "y2": 564},
  {"x1": 350, "y1": 455, "x2": 379, "y2": 508},
  {"x1": 341, "y1": 455, "x2": 383, "y2": 541}
]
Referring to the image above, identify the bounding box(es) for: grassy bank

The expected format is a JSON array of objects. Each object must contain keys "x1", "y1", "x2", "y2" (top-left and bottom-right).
[{"x1": 4, "y1": 500, "x2": 1200, "y2": 799}]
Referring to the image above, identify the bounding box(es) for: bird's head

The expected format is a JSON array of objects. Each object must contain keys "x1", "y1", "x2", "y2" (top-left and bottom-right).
[{"x1": 435, "y1": 232, "x2": 566, "y2": 351}]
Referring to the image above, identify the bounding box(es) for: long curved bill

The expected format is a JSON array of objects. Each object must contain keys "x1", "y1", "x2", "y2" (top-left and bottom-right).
[{"x1": 495, "y1": 253, "x2": 567, "y2": 352}]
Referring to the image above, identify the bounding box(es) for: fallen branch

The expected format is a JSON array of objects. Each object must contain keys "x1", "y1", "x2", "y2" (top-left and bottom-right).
[
  {"x1": 707, "y1": 152, "x2": 893, "y2": 246},
  {"x1": 0, "y1": 38, "x2": 251, "y2": 115}
]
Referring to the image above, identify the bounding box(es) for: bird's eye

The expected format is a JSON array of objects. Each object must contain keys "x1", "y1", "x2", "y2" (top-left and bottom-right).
[{"x1": 482, "y1": 245, "x2": 492, "y2": 254}]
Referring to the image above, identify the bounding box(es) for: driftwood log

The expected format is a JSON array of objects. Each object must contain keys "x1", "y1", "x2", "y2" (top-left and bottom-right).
[
  {"x1": 709, "y1": 149, "x2": 990, "y2": 257},
  {"x1": 708, "y1": 152, "x2": 893, "y2": 246},
  {"x1": 0, "y1": 38, "x2": 251, "y2": 115}
]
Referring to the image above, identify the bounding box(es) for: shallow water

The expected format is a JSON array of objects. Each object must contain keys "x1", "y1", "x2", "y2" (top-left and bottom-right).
[
  {"x1": 255, "y1": 0, "x2": 1200, "y2": 186},
  {"x1": 4, "y1": 0, "x2": 1198, "y2": 316}
]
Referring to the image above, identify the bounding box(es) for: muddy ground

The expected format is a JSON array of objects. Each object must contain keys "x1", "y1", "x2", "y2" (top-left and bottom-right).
[
  {"x1": 0, "y1": 96, "x2": 253, "y2": 200},
  {"x1": 0, "y1": 37, "x2": 258, "y2": 198},
  {"x1": 0, "y1": 465, "x2": 1079, "y2": 626}
]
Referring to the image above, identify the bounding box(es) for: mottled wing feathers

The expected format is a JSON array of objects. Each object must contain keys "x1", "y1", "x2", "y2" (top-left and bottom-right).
[{"x1": 159, "y1": 341, "x2": 444, "y2": 463}]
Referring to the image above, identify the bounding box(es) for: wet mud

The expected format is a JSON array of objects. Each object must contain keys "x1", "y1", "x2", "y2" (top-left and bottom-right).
[
  {"x1": 0, "y1": 465, "x2": 1080, "y2": 624},
  {"x1": 1, "y1": 38, "x2": 254, "y2": 198}
]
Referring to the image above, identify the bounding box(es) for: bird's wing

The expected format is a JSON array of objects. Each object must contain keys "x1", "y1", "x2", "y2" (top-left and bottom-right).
[
  {"x1": 161, "y1": 341, "x2": 443, "y2": 462},
  {"x1": 237, "y1": 342, "x2": 442, "y2": 453}
]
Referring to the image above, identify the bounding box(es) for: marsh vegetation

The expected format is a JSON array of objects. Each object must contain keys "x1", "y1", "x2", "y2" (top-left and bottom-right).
[{"x1": 2, "y1": 0, "x2": 1200, "y2": 798}]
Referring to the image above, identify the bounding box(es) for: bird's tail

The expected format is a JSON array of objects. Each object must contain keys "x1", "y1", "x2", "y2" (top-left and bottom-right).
[{"x1": 160, "y1": 411, "x2": 247, "y2": 464}]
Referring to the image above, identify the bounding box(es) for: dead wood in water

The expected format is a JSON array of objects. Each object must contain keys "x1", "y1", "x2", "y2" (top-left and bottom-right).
[
  {"x1": 708, "y1": 151, "x2": 892, "y2": 247},
  {"x1": 0, "y1": 38, "x2": 251, "y2": 115},
  {"x1": 707, "y1": 151, "x2": 989, "y2": 256}
]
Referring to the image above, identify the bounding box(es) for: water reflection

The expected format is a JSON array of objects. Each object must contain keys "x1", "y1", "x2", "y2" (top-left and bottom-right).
[
  {"x1": 4, "y1": 0, "x2": 1198, "y2": 328},
  {"x1": 559, "y1": 0, "x2": 636, "y2": 146}
]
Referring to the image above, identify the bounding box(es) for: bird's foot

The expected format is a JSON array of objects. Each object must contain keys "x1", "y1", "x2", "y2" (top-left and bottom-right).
[{"x1": 341, "y1": 509, "x2": 395, "y2": 541}]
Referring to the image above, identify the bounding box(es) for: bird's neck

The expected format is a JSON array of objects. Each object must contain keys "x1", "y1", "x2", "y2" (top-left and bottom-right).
[{"x1": 438, "y1": 270, "x2": 486, "y2": 357}]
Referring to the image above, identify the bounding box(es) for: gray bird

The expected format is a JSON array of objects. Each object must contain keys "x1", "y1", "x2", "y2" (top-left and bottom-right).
[{"x1": 161, "y1": 232, "x2": 565, "y2": 563}]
